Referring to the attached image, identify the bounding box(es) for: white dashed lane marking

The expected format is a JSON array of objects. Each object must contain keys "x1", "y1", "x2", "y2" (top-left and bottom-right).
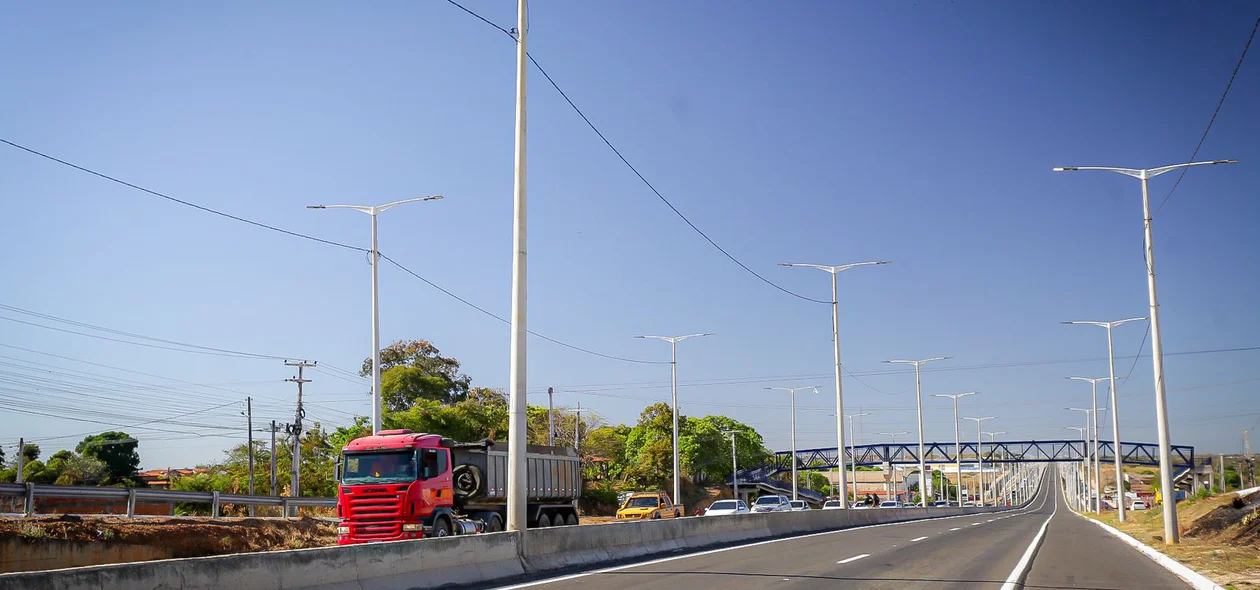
[
  {"x1": 949, "y1": 527, "x2": 961, "y2": 531},
  {"x1": 837, "y1": 554, "x2": 871, "y2": 564},
  {"x1": 911, "y1": 536, "x2": 929, "y2": 542}
]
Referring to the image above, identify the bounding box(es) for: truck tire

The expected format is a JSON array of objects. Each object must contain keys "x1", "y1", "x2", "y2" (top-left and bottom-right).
[
  {"x1": 536, "y1": 513, "x2": 551, "y2": 528},
  {"x1": 431, "y1": 517, "x2": 452, "y2": 538},
  {"x1": 564, "y1": 513, "x2": 578, "y2": 526},
  {"x1": 485, "y1": 513, "x2": 503, "y2": 532},
  {"x1": 452, "y1": 464, "x2": 484, "y2": 499},
  {"x1": 674, "y1": 510, "x2": 680, "y2": 518}
]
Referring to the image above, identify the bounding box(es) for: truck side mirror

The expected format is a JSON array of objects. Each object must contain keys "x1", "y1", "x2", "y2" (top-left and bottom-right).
[{"x1": 335, "y1": 462, "x2": 342, "y2": 482}]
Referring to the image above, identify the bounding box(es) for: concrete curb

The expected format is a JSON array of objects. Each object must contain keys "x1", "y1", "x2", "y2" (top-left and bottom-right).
[{"x1": 1068, "y1": 505, "x2": 1224, "y2": 590}]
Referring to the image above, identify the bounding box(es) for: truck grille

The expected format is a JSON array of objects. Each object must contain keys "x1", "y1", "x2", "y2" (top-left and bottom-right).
[{"x1": 346, "y1": 491, "x2": 405, "y2": 539}]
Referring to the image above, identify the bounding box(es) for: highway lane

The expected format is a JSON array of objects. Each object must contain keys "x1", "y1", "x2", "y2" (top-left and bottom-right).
[
  {"x1": 1024, "y1": 470, "x2": 1189, "y2": 589},
  {"x1": 496, "y1": 468, "x2": 1060, "y2": 589},
  {"x1": 494, "y1": 466, "x2": 1198, "y2": 589}
]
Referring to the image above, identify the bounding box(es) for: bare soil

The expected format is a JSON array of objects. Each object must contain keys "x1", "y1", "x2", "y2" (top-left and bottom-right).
[{"x1": 0, "y1": 514, "x2": 338, "y2": 559}]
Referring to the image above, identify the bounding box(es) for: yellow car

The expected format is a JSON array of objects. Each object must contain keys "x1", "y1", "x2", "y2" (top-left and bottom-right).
[{"x1": 616, "y1": 492, "x2": 683, "y2": 520}]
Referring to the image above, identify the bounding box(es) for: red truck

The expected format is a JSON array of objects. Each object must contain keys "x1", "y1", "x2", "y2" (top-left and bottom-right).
[{"x1": 335, "y1": 429, "x2": 581, "y2": 545}]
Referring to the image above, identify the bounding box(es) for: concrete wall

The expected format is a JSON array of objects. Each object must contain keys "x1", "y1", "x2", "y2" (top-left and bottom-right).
[
  {"x1": 0, "y1": 506, "x2": 1008, "y2": 590},
  {"x1": 2, "y1": 538, "x2": 175, "y2": 574}
]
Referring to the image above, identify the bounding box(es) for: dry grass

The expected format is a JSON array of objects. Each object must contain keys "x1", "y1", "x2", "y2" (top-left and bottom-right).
[{"x1": 1093, "y1": 494, "x2": 1260, "y2": 589}]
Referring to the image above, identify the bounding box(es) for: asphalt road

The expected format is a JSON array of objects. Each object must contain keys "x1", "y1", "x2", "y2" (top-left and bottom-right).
[{"x1": 495, "y1": 467, "x2": 1192, "y2": 589}]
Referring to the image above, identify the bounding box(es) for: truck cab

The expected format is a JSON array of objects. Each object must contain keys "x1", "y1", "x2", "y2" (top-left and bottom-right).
[
  {"x1": 336, "y1": 430, "x2": 580, "y2": 545},
  {"x1": 616, "y1": 491, "x2": 683, "y2": 520}
]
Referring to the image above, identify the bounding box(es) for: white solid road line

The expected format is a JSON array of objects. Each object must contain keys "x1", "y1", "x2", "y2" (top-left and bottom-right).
[
  {"x1": 837, "y1": 554, "x2": 871, "y2": 564},
  {"x1": 999, "y1": 472, "x2": 1059, "y2": 590},
  {"x1": 910, "y1": 536, "x2": 929, "y2": 542}
]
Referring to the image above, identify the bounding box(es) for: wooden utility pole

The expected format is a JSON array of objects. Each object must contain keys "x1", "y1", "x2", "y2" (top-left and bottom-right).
[
  {"x1": 270, "y1": 420, "x2": 280, "y2": 497},
  {"x1": 246, "y1": 397, "x2": 254, "y2": 516}
]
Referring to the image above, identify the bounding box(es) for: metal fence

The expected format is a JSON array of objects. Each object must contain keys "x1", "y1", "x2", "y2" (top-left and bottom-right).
[{"x1": 0, "y1": 482, "x2": 335, "y2": 518}]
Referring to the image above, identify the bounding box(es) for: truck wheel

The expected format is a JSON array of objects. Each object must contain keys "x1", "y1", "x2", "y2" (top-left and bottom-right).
[
  {"x1": 431, "y1": 517, "x2": 452, "y2": 538},
  {"x1": 651, "y1": 512, "x2": 660, "y2": 520},
  {"x1": 536, "y1": 513, "x2": 551, "y2": 528},
  {"x1": 452, "y1": 465, "x2": 483, "y2": 499},
  {"x1": 674, "y1": 510, "x2": 680, "y2": 518},
  {"x1": 564, "y1": 513, "x2": 578, "y2": 526},
  {"x1": 484, "y1": 514, "x2": 503, "y2": 532}
]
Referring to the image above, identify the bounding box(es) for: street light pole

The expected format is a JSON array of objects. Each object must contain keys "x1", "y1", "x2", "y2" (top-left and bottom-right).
[
  {"x1": 767, "y1": 386, "x2": 819, "y2": 500},
  {"x1": 505, "y1": 0, "x2": 529, "y2": 534},
  {"x1": 1056, "y1": 158, "x2": 1237, "y2": 542},
  {"x1": 1064, "y1": 318, "x2": 1146, "y2": 521},
  {"x1": 983, "y1": 431, "x2": 1006, "y2": 504},
  {"x1": 879, "y1": 431, "x2": 909, "y2": 501},
  {"x1": 963, "y1": 417, "x2": 993, "y2": 506},
  {"x1": 637, "y1": 333, "x2": 713, "y2": 504},
  {"x1": 1068, "y1": 406, "x2": 1104, "y2": 512},
  {"x1": 1067, "y1": 426, "x2": 1089, "y2": 509},
  {"x1": 847, "y1": 412, "x2": 871, "y2": 504},
  {"x1": 780, "y1": 261, "x2": 888, "y2": 507},
  {"x1": 1068, "y1": 377, "x2": 1110, "y2": 512},
  {"x1": 307, "y1": 195, "x2": 444, "y2": 434},
  {"x1": 886, "y1": 357, "x2": 950, "y2": 507},
  {"x1": 935, "y1": 392, "x2": 976, "y2": 505},
  {"x1": 723, "y1": 430, "x2": 739, "y2": 501}
]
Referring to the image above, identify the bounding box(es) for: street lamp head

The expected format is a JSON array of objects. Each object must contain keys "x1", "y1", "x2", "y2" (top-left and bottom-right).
[
  {"x1": 1212, "y1": 159, "x2": 1239, "y2": 165},
  {"x1": 1052, "y1": 167, "x2": 1077, "y2": 172},
  {"x1": 306, "y1": 205, "x2": 326, "y2": 209}
]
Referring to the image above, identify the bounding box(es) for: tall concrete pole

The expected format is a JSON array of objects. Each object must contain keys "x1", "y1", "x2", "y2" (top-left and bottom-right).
[{"x1": 505, "y1": 0, "x2": 529, "y2": 534}]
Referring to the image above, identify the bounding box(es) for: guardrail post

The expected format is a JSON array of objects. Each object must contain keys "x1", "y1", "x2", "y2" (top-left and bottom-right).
[
  {"x1": 24, "y1": 482, "x2": 35, "y2": 516},
  {"x1": 211, "y1": 491, "x2": 220, "y2": 518},
  {"x1": 281, "y1": 497, "x2": 290, "y2": 518},
  {"x1": 126, "y1": 488, "x2": 137, "y2": 518}
]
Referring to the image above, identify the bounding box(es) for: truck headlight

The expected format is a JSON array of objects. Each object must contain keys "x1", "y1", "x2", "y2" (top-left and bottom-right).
[
  {"x1": 337, "y1": 526, "x2": 350, "y2": 535},
  {"x1": 402, "y1": 524, "x2": 423, "y2": 532}
]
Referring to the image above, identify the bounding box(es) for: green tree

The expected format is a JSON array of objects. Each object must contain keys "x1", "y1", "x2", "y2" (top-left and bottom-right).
[
  {"x1": 20, "y1": 443, "x2": 39, "y2": 463},
  {"x1": 76, "y1": 431, "x2": 140, "y2": 483},
  {"x1": 362, "y1": 339, "x2": 471, "y2": 407},
  {"x1": 386, "y1": 388, "x2": 510, "y2": 443},
  {"x1": 681, "y1": 415, "x2": 768, "y2": 484},
  {"x1": 54, "y1": 454, "x2": 109, "y2": 486},
  {"x1": 622, "y1": 403, "x2": 676, "y2": 489}
]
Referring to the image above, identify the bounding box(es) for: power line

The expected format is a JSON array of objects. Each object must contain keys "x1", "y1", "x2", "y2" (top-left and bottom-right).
[
  {"x1": 380, "y1": 254, "x2": 664, "y2": 364},
  {"x1": 0, "y1": 138, "x2": 365, "y2": 252},
  {"x1": 442, "y1": 0, "x2": 829, "y2": 305},
  {"x1": 1154, "y1": 15, "x2": 1258, "y2": 216},
  {"x1": 0, "y1": 139, "x2": 664, "y2": 366}
]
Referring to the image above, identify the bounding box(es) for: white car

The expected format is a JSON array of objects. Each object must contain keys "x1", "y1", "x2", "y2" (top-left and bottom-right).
[
  {"x1": 1130, "y1": 500, "x2": 1148, "y2": 511},
  {"x1": 878, "y1": 501, "x2": 903, "y2": 509},
  {"x1": 822, "y1": 500, "x2": 844, "y2": 510},
  {"x1": 751, "y1": 495, "x2": 792, "y2": 513},
  {"x1": 788, "y1": 500, "x2": 811, "y2": 511},
  {"x1": 704, "y1": 499, "x2": 749, "y2": 516}
]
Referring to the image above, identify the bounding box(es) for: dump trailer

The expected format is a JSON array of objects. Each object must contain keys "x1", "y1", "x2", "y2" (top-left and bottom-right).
[{"x1": 336, "y1": 429, "x2": 581, "y2": 545}]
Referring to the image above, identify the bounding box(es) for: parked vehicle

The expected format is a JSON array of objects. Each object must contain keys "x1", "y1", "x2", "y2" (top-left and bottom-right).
[
  {"x1": 751, "y1": 494, "x2": 792, "y2": 512},
  {"x1": 1130, "y1": 500, "x2": 1148, "y2": 510},
  {"x1": 703, "y1": 499, "x2": 749, "y2": 516},
  {"x1": 335, "y1": 430, "x2": 580, "y2": 545},
  {"x1": 788, "y1": 500, "x2": 811, "y2": 511},
  {"x1": 822, "y1": 500, "x2": 844, "y2": 510},
  {"x1": 617, "y1": 491, "x2": 683, "y2": 520},
  {"x1": 878, "y1": 500, "x2": 903, "y2": 509},
  {"x1": 932, "y1": 500, "x2": 950, "y2": 508}
]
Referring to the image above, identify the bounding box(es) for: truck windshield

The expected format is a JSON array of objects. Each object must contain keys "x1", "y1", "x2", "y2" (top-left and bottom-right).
[
  {"x1": 342, "y1": 450, "x2": 416, "y2": 485},
  {"x1": 624, "y1": 497, "x2": 662, "y2": 508}
]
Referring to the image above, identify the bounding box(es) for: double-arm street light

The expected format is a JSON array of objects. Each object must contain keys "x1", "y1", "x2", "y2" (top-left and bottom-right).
[
  {"x1": 307, "y1": 195, "x2": 444, "y2": 434},
  {"x1": 1066, "y1": 426, "x2": 1089, "y2": 509},
  {"x1": 1064, "y1": 317, "x2": 1145, "y2": 521},
  {"x1": 779, "y1": 260, "x2": 889, "y2": 507},
  {"x1": 934, "y1": 392, "x2": 976, "y2": 505},
  {"x1": 1055, "y1": 159, "x2": 1237, "y2": 543},
  {"x1": 983, "y1": 431, "x2": 1007, "y2": 505},
  {"x1": 767, "y1": 386, "x2": 819, "y2": 500},
  {"x1": 886, "y1": 357, "x2": 951, "y2": 507},
  {"x1": 1067, "y1": 377, "x2": 1110, "y2": 512},
  {"x1": 963, "y1": 417, "x2": 994, "y2": 506},
  {"x1": 846, "y1": 412, "x2": 871, "y2": 503},
  {"x1": 879, "y1": 431, "x2": 910, "y2": 500},
  {"x1": 636, "y1": 333, "x2": 713, "y2": 504}
]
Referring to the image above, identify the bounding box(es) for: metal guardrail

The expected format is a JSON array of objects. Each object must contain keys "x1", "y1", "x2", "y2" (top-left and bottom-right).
[{"x1": 0, "y1": 482, "x2": 335, "y2": 517}]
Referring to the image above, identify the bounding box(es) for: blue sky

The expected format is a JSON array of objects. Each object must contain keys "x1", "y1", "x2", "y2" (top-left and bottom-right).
[{"x1": 1, "y1": 1, "x2": 1257, "y2": 470}]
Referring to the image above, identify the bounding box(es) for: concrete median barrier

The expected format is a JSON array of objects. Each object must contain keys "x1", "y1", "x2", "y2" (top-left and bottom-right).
[{"x1": 2, "y1": 505, "x2": 1013, "y2": 590}]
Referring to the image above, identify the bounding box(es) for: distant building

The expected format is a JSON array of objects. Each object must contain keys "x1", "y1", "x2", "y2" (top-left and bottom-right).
[{"x1": 136, "y1": 468, "x2": 201, "y2": 489}]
